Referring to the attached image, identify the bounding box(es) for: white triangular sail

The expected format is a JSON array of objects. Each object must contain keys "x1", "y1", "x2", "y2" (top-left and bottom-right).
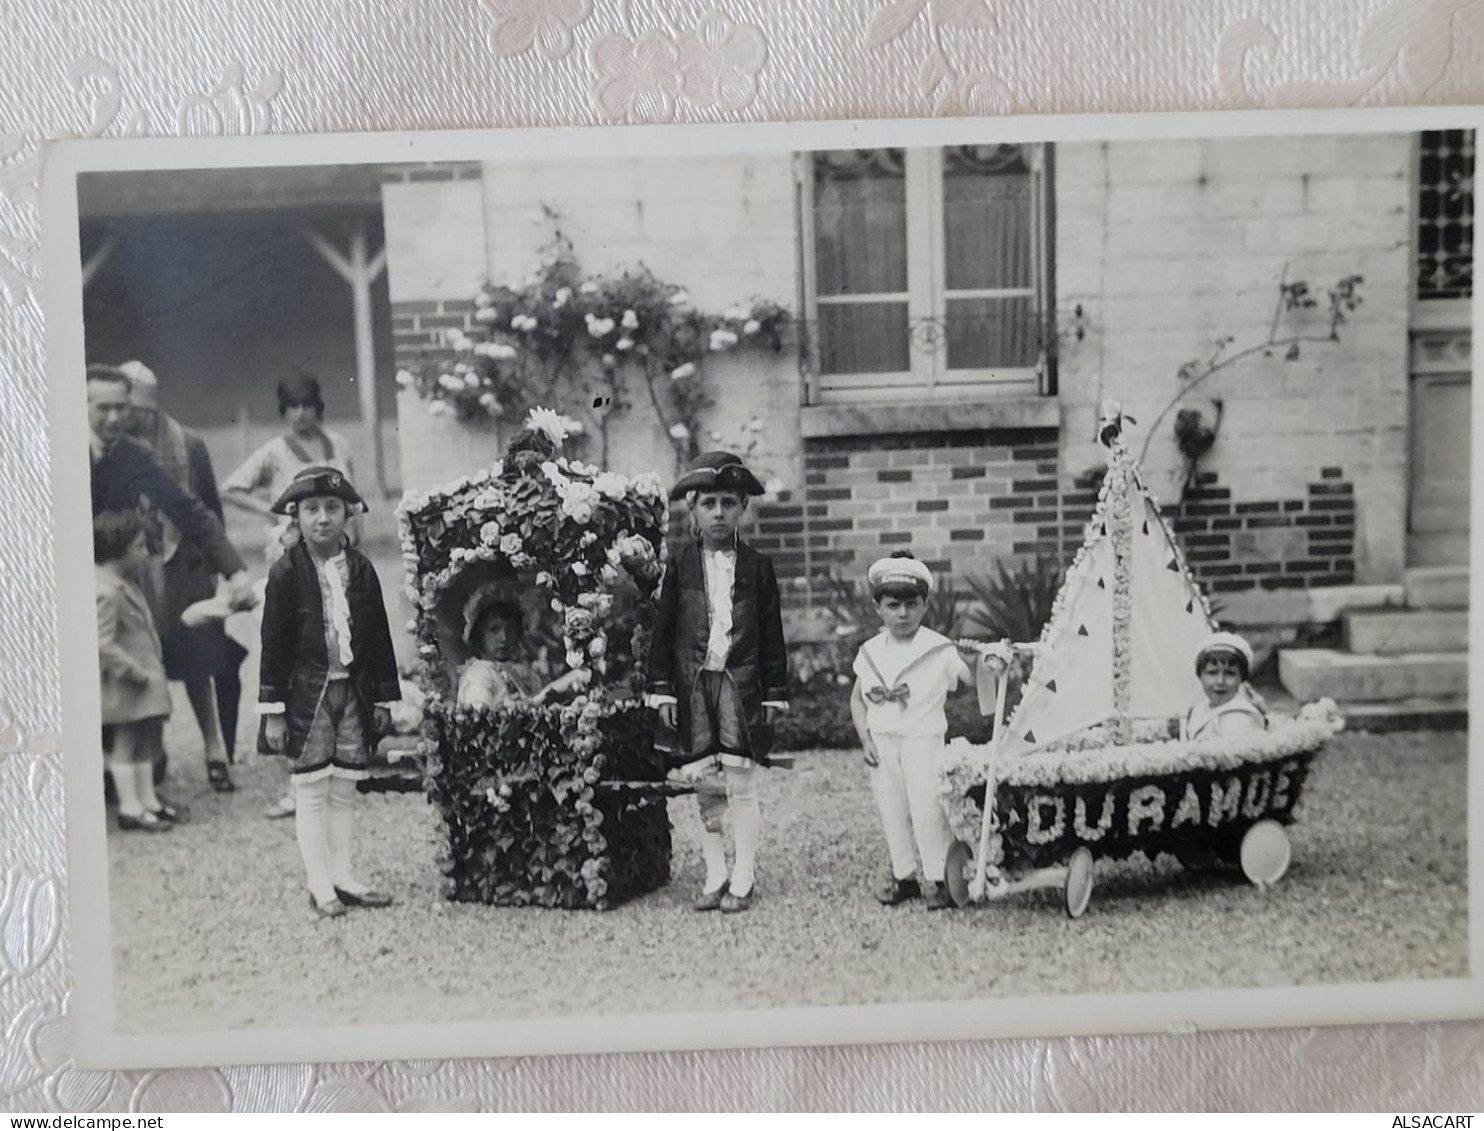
[
  {"x1": 998, "y1": 534, "x2": 1116, "y2": 758},
  {"x1": 997, "y1": 411, "x2": 1218, "y2": 759},
  {"x1": 1128, "y1": 491, "x2": 1214, "y2": 717}
]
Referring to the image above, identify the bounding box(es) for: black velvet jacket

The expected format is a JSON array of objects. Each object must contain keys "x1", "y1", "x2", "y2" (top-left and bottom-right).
[
  {"x1": 646, "y1": 536, "x2": 789, "y2": 761},
  {"x1": 91, "y1": 435, "x2": 246, "y2": 578},
  {"x1": 257, "y1": 541, "x2": 400, "y2": 761}
]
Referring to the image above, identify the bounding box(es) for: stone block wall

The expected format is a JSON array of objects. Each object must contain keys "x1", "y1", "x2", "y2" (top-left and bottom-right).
[{"x1": 1054, "y1": 133, "x2": 1413, "y2": 587}]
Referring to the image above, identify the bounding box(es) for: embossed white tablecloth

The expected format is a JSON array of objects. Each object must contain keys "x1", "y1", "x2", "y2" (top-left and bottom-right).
[{"x1": 2, "y1": 0, "x2": 1482, "y2": 1112}]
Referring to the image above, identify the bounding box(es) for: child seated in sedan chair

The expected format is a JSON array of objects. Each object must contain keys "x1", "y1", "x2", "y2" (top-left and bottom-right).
[{"x1": 456, "y1": 584, "x2": 586, "y2": 710}]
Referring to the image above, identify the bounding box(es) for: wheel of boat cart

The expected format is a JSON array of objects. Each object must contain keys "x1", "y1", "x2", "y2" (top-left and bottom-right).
[
  {"x1": 1064, "y1": 847, "x2": 1094, "y2": 919},
  {"x1": 1239, "y1": 819, "x2": 1291, "y2": 888},
  {"x1": 944, "y1": 841, "x2": 974, "y2": 908}
]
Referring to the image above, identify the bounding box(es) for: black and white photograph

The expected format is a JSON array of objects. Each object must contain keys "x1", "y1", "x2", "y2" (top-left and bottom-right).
[{"x1": 45, "y1": 109, "x2": 1479, "y2": 1067}]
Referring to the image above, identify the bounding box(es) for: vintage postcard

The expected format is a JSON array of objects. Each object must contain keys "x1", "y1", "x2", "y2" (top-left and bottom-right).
[{"x1": 42, "y1": 106, "x2": 1481, "y2": 1069}]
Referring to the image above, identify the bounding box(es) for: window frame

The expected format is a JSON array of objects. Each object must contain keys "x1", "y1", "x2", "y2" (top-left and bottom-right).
[{"x1": 798, "y1": 143, "x2": 1054, "y2": 405}]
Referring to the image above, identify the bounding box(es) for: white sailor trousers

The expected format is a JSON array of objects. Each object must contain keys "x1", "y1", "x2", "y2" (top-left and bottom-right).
[{"x1": 869, "y1": 732, "x2": 954, "y2": 884}]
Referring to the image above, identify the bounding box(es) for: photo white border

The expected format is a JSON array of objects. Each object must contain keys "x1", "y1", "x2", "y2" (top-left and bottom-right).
[{"x1": 42, "y1": 104, "x2": 1484, "y2": 1071}]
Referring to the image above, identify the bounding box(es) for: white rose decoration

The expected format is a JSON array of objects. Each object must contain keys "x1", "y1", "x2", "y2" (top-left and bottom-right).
[
  {"x1": 474, "y1": 306, "x2": 499, "y2": 323},
  {"x1": 621, "y1": 309, "x2": 639, "y2": 330},
  {"x1": 437, "y1": 373, "x2": 463, "y2": 391},
  {"x1": 571, "y1": 559, "x2": 589, "y2": 575},
  {"x1": 743, "y1": 318, "x2": 761, "y2": 335},
  {"x1": 616, "y1": 337, "x2": 634, "y2": 352},
  {"x1": 593, "y1": 471, "x2": 628, "y2": 499},
  {"x1": 580, "y1": 281, "x2": 600, "y2": 294},
  {"x1": 395, "y1": 369, "x2": 414, "y2": 387},
  {"x1": 669, "y1": 422, "x2": 691, "y2": 440},
  {"x1": 500, "y1": 532, "x2": 523, "y2": 555},
  {"x1": 670, "y1": 362, "x2": 696, "y2": 381}
]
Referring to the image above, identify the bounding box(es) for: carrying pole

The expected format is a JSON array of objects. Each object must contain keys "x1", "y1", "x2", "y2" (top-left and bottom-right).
[{"x1": 971, "y1": 663, "x2": 1013, "y2": 901}]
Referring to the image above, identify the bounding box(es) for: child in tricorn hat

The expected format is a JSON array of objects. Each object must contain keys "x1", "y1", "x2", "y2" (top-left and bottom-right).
[
  {"x1": 258, "y1": 466, "x2": 401, "y2": 919},
  {"x1": 647, "y1": 451, "x2": 790, "y2": 913}
]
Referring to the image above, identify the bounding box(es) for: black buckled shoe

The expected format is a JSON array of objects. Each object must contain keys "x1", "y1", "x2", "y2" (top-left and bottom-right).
[
  {"x1": 876, "y1": 878, "x2": 921, "y2": 906},
  {"x1": 334, "y1": 887, "x2": 393, "y2": 909}
]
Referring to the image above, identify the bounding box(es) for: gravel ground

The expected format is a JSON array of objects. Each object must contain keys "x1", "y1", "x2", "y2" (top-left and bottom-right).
[{"x1": 109, "y1": 694, "x2": 1467, "y2": 1035}]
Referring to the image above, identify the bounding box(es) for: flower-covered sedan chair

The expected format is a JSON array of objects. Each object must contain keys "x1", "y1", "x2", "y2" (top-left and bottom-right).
[{"x1": 398, "y1": 408, "x2": 678, "y2": 909}]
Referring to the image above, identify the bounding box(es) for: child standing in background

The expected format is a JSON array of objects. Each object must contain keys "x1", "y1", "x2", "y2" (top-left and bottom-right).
[{"x1": 95, "y1": 510, "x2": 179, "y2": 832}]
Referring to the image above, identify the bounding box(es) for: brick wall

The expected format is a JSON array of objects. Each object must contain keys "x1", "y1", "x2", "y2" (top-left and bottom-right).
[
  {"x1": 752, "y1": 428, "x2": 1071, "y2": 600},
  {"x1": 1163, "y1": 469, "x2": 1357, "y2": 597}
]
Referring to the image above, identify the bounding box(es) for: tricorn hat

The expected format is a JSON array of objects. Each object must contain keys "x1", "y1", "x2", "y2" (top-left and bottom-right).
[
  {"x1": 270, "y1": 465, "x2": 368, "y2": 516},
  {"x1": 668, "y1": 451, "x2": 765, "y2": 501}
]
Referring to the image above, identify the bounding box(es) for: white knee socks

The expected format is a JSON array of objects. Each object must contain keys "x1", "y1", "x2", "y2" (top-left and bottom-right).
[
  {"x1": 327, "y1": 776, "x2": 364, "y2": 895},
  {"x1": 725, "y1": 764, "x2": 760, "y2": 897},
  {"x1": 109, "y1": 758, "x2": 143, "y2": 819},
  {"x1": 293, "y1": 776, "x2": 338, "y2": 906},
  {"x1": 133, "y1": 761, "x2": 163, "y2": 816}
]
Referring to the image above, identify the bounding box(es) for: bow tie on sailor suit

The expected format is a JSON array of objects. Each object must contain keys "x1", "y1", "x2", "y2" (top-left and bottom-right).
[{"x1": 865, "y1": 682, "x2": 911, "y2": 708}]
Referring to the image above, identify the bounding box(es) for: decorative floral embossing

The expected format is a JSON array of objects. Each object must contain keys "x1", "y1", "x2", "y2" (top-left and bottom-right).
[
  {"x1": 590, "y1": 29, "x2": 683, "y2": 123},
  {"x1": 131, "y1": 1069, "x2": 233, "y2": 1114},
  {"x1": 677, "y1": 11, "x2": 768, "y2": 112},
  {"x1": 176, "y1": 64, "x2": 284, "y2": 136},
  {"x1": 0, "y1": 866, "x2": 60, "y2": 980},
  {"x1": 482, "y1": 0, "x2": 593, "y2": 60},
  {"x1": 1217, "y1": 0, "x2": 1483, "y2": 108},
  {"x1": 865, "y1": 0, "x2": 1010, "y2": 115}
]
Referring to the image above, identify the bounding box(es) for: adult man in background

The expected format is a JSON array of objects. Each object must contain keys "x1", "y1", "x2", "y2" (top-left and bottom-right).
[
  {"x1": 88, "y1": 364, "x2": 250, "y2": 799},
  {"x1": 122, "y1": 361, "x2": 249, "y2": 793}
]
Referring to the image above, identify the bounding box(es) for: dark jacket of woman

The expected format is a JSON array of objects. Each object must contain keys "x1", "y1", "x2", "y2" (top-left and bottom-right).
[
  {"x1": 257, "y1": 541, "x2": 400, "y2": 761},
  {"x1": 647, "y1": 535, "x2": 789, "y2": 762}
]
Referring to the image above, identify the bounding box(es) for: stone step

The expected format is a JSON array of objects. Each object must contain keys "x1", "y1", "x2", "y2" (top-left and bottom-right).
[
  {"x1": 1343, "y1": 608, "x2": 1471, "y2": 655},
  {"x1": 1278, "y1": 648, "x2": 1469, "y2": 704},
  {"x1": 1405, "y1": 566, "x2": 1470, "y2": 610}
]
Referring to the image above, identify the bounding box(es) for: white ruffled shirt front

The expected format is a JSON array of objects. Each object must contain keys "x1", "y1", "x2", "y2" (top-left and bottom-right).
[{"x1": 645, "y1": 543, "x2": 786, "y2": 717}]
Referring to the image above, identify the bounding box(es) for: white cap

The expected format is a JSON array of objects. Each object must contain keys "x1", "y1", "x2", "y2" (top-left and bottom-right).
[
  {"x1": 1195, "y1": 631, "x2": 1254, "y2": 673},
  {"x1": 867, "y1": 555, "x2": 933, "y2": 597}
]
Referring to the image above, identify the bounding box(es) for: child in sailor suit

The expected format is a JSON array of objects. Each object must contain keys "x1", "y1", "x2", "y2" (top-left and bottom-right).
[
  {"x1": 850, "y1": 552, "x2": 989, "y2": 910},
  {"x1": 1180, "y1": 631, "x2": 1269, "y2": 741}
]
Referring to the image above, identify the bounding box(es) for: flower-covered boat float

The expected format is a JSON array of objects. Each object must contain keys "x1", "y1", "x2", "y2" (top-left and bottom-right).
[
  {"x1": 397, "y1": 408, "x2": 685, "y2": 910},
  {"x1": 939, "y1": 403, "x2": 1344, "y2": 918}
]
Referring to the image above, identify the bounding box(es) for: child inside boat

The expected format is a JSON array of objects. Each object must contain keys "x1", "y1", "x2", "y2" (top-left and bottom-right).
[{"x1": 1180, "y1": 631, "x2": 1269, "y2": 741}]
